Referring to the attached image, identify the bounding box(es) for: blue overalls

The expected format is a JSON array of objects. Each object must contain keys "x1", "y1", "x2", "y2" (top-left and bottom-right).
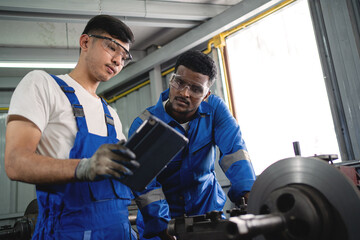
[{"x1": 32, "y1": 75, "x2": 136, "y2": 239}]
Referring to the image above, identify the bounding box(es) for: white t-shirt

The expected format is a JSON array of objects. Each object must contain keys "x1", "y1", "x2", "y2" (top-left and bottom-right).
[{"x1": 8, "y1": 70, "x2": 125, "y2": 160}]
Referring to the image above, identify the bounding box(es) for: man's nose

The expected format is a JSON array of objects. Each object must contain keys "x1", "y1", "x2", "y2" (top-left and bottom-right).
[
  {"x1": 112, "y1": 54, "x2": 122, "y2": 67},
  {"x1": 179, "y1": 85, "x2": 191, "y2": 97}
]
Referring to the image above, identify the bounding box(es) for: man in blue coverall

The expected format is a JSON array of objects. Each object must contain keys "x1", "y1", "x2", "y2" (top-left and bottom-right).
[{"x1": 129, "y1": 50, "x2": 256, "y2": 239}]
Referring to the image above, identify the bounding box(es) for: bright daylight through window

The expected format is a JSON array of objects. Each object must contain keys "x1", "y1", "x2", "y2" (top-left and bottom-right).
[{"x1": 226, "y1": 0, "x2": 341, "y2": 175}]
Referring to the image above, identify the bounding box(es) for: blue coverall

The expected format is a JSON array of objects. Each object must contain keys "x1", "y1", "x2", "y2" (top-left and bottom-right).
[
  {"x1": 129, "y1": 89, "x2": 256, "y2": 239},
  {"x1": 32, "y1": 75, "x2": 135, "y2": 239}
]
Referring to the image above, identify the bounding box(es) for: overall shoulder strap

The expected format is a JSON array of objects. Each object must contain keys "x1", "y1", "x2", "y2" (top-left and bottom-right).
[
  {"x1": 100, "y1": 97, "x2": 117, "y2": 138},
  {"x1": 50, "y1": 74, "x2": 88, "y2": 133}
]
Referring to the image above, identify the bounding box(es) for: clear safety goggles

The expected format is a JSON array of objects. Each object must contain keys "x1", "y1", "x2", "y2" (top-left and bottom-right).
[
  {"x1": 169, "y1": 74, "x2": 209, "y2": 98},
  {"x1": 88, "y1": 34, "x2": 132, "y2": 66}
]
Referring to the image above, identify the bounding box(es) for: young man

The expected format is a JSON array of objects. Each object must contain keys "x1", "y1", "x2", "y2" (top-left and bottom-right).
[
  {"x1": 129, "y1": 50, "x2": 256, "y2": 239},
  {"x1": 5, "y1": 15, "x2": 139, "y2": 239}
]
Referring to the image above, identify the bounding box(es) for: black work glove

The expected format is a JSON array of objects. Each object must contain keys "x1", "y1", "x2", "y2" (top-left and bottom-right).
[{"x1": 75, "y1": 140, "x2": 139, "y2": 181}]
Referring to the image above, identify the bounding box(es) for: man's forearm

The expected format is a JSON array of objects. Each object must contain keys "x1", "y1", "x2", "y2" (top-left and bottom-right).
[
  {"x1": 5, "y1": 150, "x2": 80, "y2": 184},
  {"x1": 5, "y1": 116, "x2": 80, "y2": 184}
]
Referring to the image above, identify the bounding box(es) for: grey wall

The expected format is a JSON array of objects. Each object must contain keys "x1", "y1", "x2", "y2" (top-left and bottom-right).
[
  {"x1": 0, "y1": 113, "x2": 37, "y2": 226},
  {"x1": 309, "y1": 0, "x2": 360, "y2": 160},
  {"x1": 111, "y1": 84, "x2": 153, "y2": 138}
]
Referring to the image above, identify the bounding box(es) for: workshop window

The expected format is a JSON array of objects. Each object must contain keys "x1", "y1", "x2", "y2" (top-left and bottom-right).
[{"x1": 226, "y1": 0, "x2": 341, "y2": 175}]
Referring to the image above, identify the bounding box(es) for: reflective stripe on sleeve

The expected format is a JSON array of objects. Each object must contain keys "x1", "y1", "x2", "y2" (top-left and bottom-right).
[
  {"x1": 135, "y1": 188, "x2": 166, "y2": 210},
  {"x1": 220, "y1": 149, "x2": 251, "y2": 173},
  {"x1": 139, "y1": 110, "x2": 151, "y2": 121}
]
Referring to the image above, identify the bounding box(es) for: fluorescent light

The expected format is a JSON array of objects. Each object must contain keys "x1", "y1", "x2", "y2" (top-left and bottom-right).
[{"x1": 0, "y1": 62, "x2": 77, "y2": 69}]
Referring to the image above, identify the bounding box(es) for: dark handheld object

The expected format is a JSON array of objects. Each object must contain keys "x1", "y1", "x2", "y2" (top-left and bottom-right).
[
  {"x1": 120, "y1": 115, "x2": 188, "y2": 191},
  {"x1": 111, "y1": 140, "x2": 139, "y2": 176}
]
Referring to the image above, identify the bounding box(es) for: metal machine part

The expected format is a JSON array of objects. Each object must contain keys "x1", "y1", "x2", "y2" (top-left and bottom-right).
[
  {"x1": 0, "y1": 199, "x2": 37, "y2": 240},
  {"x1": 168, "y1": 156, "x2": 360, "y2": 240},
  {"x1": 0, "y1": 218, "x2": 33, "y2": 240},
  {"x1": 247, "y1": 156, "x2": 360, "y2": 240},
  {"x1": 168, "y1": 211, "x2": 236, "y2": 240}
]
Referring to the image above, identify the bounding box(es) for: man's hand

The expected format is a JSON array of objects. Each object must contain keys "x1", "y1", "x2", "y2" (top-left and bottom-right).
[
  {"x1": 75, "y1": 141, "x2": 139, "y2": 181},
  {"x1": 243, "y1": 192, "x2": 250, "y2": 202},
  {"x1": 235, "y1": 192, "x2": 250, "y2": 211},
  {"x1": 158, "y1": 229, "x2": 176, "y2": 240}
]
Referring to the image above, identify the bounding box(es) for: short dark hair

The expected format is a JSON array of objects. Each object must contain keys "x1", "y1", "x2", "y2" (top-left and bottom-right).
[
  {"x1": 174, "y1": 50, "x2": 217, "y2": 86},
  {"x1": 82, "y1": 15, "x2": 134, "y2": 44}
]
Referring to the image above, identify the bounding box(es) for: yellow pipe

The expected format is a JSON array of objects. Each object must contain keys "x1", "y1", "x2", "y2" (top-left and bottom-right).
[
  {"x1": 203, "y1": 39, "x2": 214, "y2": 55},
  {"x1": 105, "y1": 67, "x2": 177, "y2": 103},
  {"x1": 223, "y1": 0, "x2": 296, "y2": 37},
  {"x1": 104, "y1": 0, "x2": 296, "y2": 103},
  {"x1": 106, "y1": 80, "x2": 150, "y2": 103},
  {"x1": 218, "y1": 47, "x2": 233, "y2": 115},
  {"x1": 162, "y1": 67, "x2": 175, "y2": 76},
  {"x1": 202, "y1": 0, "x2": 296, "y2": 116},
  {"x1": 204, "y1": 0, "x2": 296, "y2": 50},
  {"x1": 205, "y1": 0, "x2": 296, "y2": 53},
  {"x1": 0, "y1": 107, "x2": 9, "y2": 111}
]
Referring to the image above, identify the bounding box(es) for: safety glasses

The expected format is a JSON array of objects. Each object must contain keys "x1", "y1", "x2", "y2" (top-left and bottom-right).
[
  {"x1": 169, "y1": 74, "x2": 209, "y2": 98},
  {"x1": 88, "y1": 34, "x2": 132, "y2": 66}
]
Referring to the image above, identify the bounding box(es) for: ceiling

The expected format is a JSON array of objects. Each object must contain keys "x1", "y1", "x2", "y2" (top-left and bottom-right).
[{"x1": 0, "y1": 0, "x2": 275, "y2": 101}]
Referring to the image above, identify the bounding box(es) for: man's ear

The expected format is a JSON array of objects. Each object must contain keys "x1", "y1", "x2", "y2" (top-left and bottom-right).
[
  {"x1": 203, "y1": 90, "x2": 211, "y2": 101},
  {"x1": 79, "y1": 34, "x2": 90, "y2": 51}
]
